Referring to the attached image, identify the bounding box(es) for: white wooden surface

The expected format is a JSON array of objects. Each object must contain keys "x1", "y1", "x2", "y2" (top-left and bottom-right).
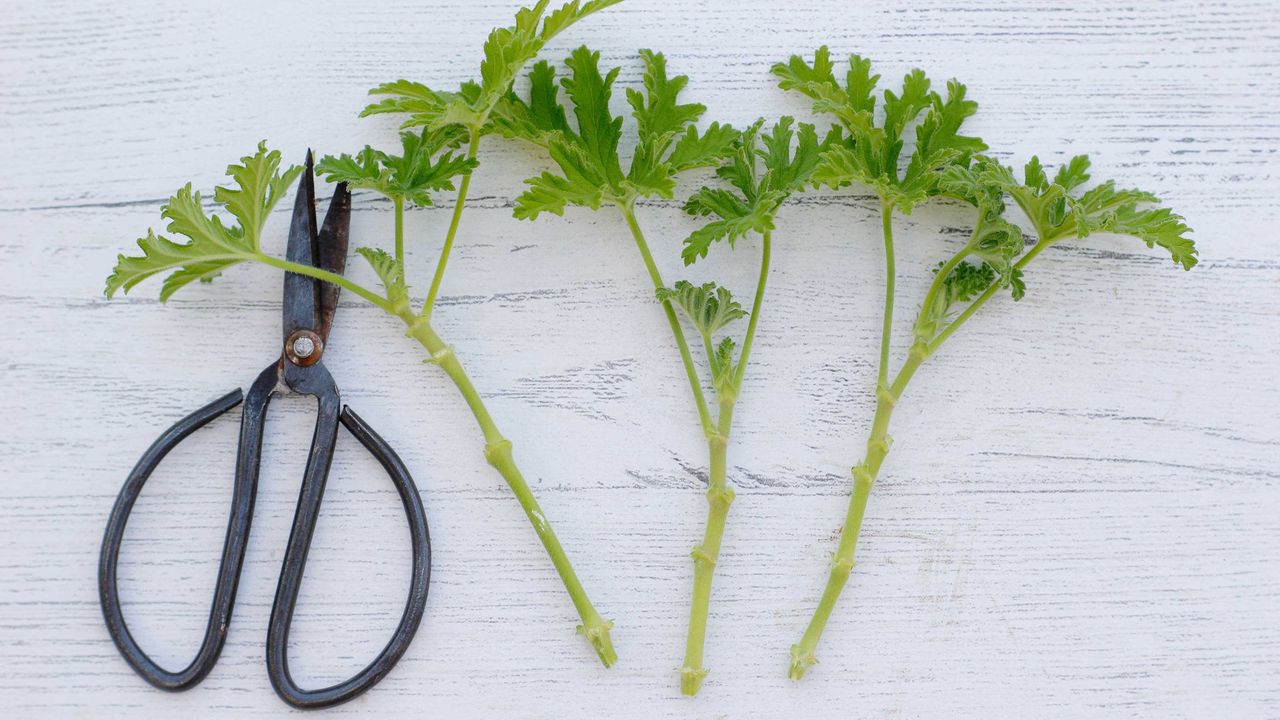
[{"x1": 2, "y1": 0, "x2": 1278, "y2": 717}]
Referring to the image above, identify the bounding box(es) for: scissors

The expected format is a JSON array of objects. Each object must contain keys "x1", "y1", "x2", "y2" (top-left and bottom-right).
[{"x1": 98, "y1": 154, "x2": 431, "y2": 709}]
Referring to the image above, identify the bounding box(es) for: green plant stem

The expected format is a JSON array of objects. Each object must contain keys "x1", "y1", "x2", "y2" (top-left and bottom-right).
[
  {"x1": 733, "y1": 232, "x2": 771, "y2": 389},
  {"x1": 257, "y1": 254, "x2": 391, "y2": 311},
  {"x1": 789, "y1": 222, "x2": 1053, "y2": 679},
  {"x1": 618, "y1": 201, "x2": 714, "y2": 434},
  {"x1": 681, "y1": 231, "x2": 770, "y2": 695},
  {"x1": 397, "y1": 124, "x2": 613, "y2": 666},
  {"x1": 788, "y1": 342, "x2": 925, "y2": 680},
  {"x1": 681, "y1": 403, "x2": 734, "y2": 695},
  {"x1": 789, "y1": 200, "x2": 911, "y2": 680},
  {"x1": 396, "y1": 307, "x2": 616, "y2": 667},
  {"x1": 393, "y1": 196, "x2": 406, "y2": 271},
  {"x1": 423, "y1": 128, "x2": 482, "y2": 317},
  {"x1": 876, "y1": 200, "x2": 896, "y2": 389},
  {"x1": 249, "y1": 248, "x2": 615, "y2": 665}
]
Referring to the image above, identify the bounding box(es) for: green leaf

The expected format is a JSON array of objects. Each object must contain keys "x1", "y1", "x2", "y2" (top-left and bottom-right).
[
  {"x1": 319, "y1": 127, "x2": 476, "y2": 207},
  {"x1": 366, "y1": 0, "x2": 622, "y2": 133},
  {"x1": 562, "y1": 46, "x2": 626, "y2": 188},
  {"x1": 1052, "y1": 154, "x2": 1091, "y2": 192},
  {"x1": 655, "y1": 280, "x2": 747, "y2": 339},
  {"x1": 1009, "y1": 266, "x2": 1026, "y2": 301},
  {"x1": 968, "y1": 214, "x2": 1025, "y2": 286},
  {"x1": 490, "y1": 60, "x2": 571, "y2": 146},
  {"x1": 680, "y1": 211, "x2": 776, "y2": 265},
  {"x1": 916, "y1": 260, "x2": 996, "y2": 340},
  {"x1": 511, "y1": 46, "x2": 739, "y2": 217},
  {"x1": 513, "y1": 154, "x2": 609, "y2": 219},
  {"x1": 356, "y1": 247, "x2": 408, "y2": 305},
  {"x1": 666, "y1": 122, "x2": 740, "y2": 172},
  {"x1": 629, "y1": 50, "x2": 704, "y2": 151},
  {"x1": 943, "y1": 261, "x2": 996, "y2": 305},
  {"x1": 217, "y1": 143, "x2": 303, "y2": 251},
  {"x1": 987, "y1": 155, "x2": 1197, "y2": 269},
  {"x1": 626, "y1": 49, "x2": 707, "y2": 195},
  {"x1": 710, "y1": 336, "x2": 739, "y2": 395},
  {"x1": 382, "y1": 127, "x2": 476, "y2": 206},
  {"x1": 937, "y1": 155, "x2": 1011, "y2": 214},
  {"x1": 1024, "y1": 156, "x2": 1049, "y2": 191},
  {"x1": 772, "y1": 47, "x2": 874, "y2": 128},
  {"x1": 680, "y1": 117, "x2": 836, "y2": 264},
  {"x1": 680, "y1": 186, "x2": 774, "y2": 264},
  {"x1": 316, "y1": 146, "x2": 389, "y2": 194},
  {"x1": 810, "y1": 143, "x2": 859, "y2": 190},
  {"x1": 1096, "y1": 204, "x2": 1198, "y2": 270},
  {"x1": 899, "y1": 80, "x2": 985, "y2": 204},
  {"x1": 361, "y1": 80, "x2": 459, "y2": 127},
  {"x1": 777, "y1": 49, "x2": 986, "y2": 212},
  {"x1": 106, "y1": 142, "x2": 300, "y2": 300}
]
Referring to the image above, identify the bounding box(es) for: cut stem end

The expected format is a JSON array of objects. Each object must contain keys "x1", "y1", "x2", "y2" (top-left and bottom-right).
[
  {"x1": 788, "y1": 644, "x2": 817, "y2": 680},
  {"x1": 577, "y1": 617, "x2": 617, "y2": 668},
  {"x1": 680, "y1": 666, "x2": 709, "y2": 695}
]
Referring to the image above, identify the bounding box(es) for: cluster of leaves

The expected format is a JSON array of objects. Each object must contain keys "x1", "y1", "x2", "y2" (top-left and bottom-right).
[
  {"x1": 996, "y1": 155, "x2": 1197, "y2": 270},
  {"x1": 317, "y1": 128, "x2": 478, "y2": 303},
  {"x1": 317, "y1": 127, "x2": 475, "y2": 208},
  {"x1": 916, "y1": 152, "x2": 1198, "y2": 341},
  {"x1": 363, "y1": 0, "x2": 623, "y2": 133},
  {"x1": 106, "y1": 143, "x2": 301, "y2": 301},
  {"x1": 771, "y1": 47, "x2": 1197, "y2": 343},
  {"x1": 658, "y1": 118, "x2": 838, "y2": 399},
  {"x1": 773, "y1": 46, "x2": 985, "y2": 212},
  {"x1": 935, "y1": 154, "x2": 1028, "y2": 297},
  {"x1": 681, "y1": 117, "x2": 839, "y2": 264},
  {"x1": 505, "y1": 46, "x2": 740, "y2": 216},
  {"x1": 941, "y1": 152, "x2": 1196, "y2": 269},
  {"x1": 317, "y1": 1, "x2": 628, "y2": 314},
  {"x1": 353, "y1": 246, "x2": 409, "y2": 307},
  {"x1": 656, "y1": 281, "x2": 746, "y2": 395}
]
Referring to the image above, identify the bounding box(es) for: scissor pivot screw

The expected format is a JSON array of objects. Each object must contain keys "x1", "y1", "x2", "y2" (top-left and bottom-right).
[{"x1": 286, "y1": 330, "x2": 323, "y2": 366}]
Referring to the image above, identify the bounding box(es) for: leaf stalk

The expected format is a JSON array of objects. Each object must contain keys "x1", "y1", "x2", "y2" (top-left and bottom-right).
[{"x1": 423, "y1": 128, "x2": 482, "y2": 317}]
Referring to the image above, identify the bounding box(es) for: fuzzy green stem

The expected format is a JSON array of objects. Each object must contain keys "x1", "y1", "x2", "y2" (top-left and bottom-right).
[
  {"x1": 397, "y1": 308, "x2": 616, "y2": 667},
  {"x1": 789, "y1": 202, "x2": 909, "y2": 680},
  {"x1": 732, "y1": 232, "x2": 771, "y2": 390},
  {"x1": 876, "y1": 201, "x2": 896, "y2": 389},
  {"x1": 680, "y1": 230, "x2": 771, "y2": 695},
  {"x1": 393, "y1": 195, "x2": 406, "y2": 281},
  {"x1": 916, "y1": 216, "x2": 994, "y2": 346},
  {"x1": 423, "y1": 129, "x2": 481, "y2": 317},
  {"x1": 790, "y1": 216, "x2": 1058, "y2": 679},
  {"x1": 618, "y1": 201, "x2": 714, "y2": 434},
  {"x1": 257, "y1": 254, "x2": 391, "y2": 311},
  {"x1": 681, "y1": 403, "x2": 736, "y2": 695},
  {"x1": 789, "y1": 343, "x2": 926, "y2": 680}
]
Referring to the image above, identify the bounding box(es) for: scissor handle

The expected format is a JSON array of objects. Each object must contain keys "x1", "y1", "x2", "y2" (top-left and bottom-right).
[
  {"x1": 98, "y1": 387, "x2": 250, "y2": 691},
  {"x1": 265, "y1": 403, "x2": 431, "y2": 709},
  {"x1": 99, "y1": 364, "x2": 431, "y2": 710}
]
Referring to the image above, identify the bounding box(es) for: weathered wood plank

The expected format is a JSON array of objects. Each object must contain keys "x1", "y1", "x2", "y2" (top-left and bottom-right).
[{"x1": 1, "y1": 0, "x2": 1276, "y2": 717}]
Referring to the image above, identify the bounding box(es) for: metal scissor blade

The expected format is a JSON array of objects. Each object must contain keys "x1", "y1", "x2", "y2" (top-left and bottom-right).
[
  {"x1": 282, "y1": 151, "x2": 321, "y2": 346},
  {"x1": 315, "y1": 181, "x2": 351, "y2": 344}
]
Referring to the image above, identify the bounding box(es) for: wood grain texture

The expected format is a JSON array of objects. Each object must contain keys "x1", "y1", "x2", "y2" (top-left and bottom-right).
[{"x1": 2, "y1": 0, "x2": 1277, "y2": 717}]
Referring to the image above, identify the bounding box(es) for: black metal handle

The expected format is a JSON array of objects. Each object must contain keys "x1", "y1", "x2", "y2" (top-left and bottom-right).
[
  {"x1": 98, "y1": 387, "x2": 253, "y2": 691},
  {"x1": 100, "y1": 364, "x2": 430, "y2": 709},
  {"x1": 265, "y1": 404, "x2": 431, "y2": 709}
]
